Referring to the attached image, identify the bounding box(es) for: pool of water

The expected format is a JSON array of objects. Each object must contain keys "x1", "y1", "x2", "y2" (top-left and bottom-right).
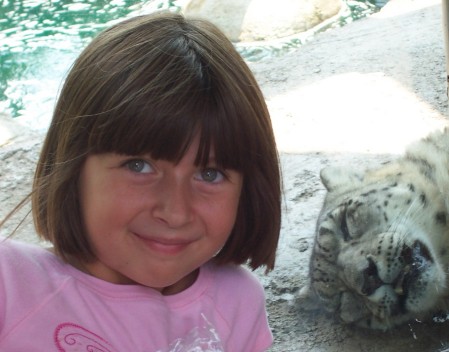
[
  {"x1": 0, "y1": 0, "x2": 379, "y2": 131},
  {"x1": 0, "y1": 0, "x2": 172, "y2": 131}
]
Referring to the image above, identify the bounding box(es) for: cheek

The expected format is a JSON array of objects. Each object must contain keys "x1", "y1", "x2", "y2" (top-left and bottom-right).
[
  {"x1": 206, "y1": 193, "x2": 241, "y2": 237},
  {"x1": 81, "y1": 188, "x2": 137, "y2": 227},
  {"x1": 78, "y1": 174, "x2": 127, "y2": 234},
  {"x1": 78, "y1": 182, "x2": 107, "y2": 236}
]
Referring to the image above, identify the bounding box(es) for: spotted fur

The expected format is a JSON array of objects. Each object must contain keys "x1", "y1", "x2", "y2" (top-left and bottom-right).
[{"x1": 310, "y1": 128, "x2": 449, "y2": 330}]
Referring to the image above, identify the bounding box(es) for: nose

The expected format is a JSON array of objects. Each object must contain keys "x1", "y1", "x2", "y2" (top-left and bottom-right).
[
  {"x1": 361, "y1": 257, "x2": 384, "y2": 296},
  {"x1": 152, "y1": 176, "x2": 193, "y2": 228}
]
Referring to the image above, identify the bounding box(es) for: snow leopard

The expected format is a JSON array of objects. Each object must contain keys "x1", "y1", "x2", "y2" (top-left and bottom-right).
[{"x1": 309, "y1": 128, "x2": 449, "y2": 330}]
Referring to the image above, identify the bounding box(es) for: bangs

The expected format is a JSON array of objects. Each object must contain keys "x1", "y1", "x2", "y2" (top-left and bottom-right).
[{"x1": 86, "y1": 79, "x2": 247, "y2": 172}]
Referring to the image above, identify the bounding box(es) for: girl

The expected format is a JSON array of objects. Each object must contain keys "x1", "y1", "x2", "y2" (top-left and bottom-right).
[{"x1": 0, "y1": 11, "x2": 281, "y2": 351}]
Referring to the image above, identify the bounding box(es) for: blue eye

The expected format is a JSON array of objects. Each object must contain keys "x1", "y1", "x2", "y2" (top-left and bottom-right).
[
  {"x1": 199, "y1": 168, "x2": 225, "y2": 183},
  {"x1": 125, "y1": 159, "x2": 153, "y2": 173}
]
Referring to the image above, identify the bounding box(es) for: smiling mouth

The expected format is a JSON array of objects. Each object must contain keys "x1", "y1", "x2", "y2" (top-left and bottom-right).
[{"x1": 133, "y1": 233, "x2": 193, "y2": 255}]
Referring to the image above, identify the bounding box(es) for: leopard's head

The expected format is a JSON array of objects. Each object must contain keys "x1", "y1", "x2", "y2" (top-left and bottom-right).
[{"x1": 309, "y1": 165, "x2": 449, "y2": 330}]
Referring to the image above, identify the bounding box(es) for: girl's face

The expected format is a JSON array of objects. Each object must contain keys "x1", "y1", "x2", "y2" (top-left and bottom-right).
[{"x1": 77, "y1": 134, "x2": 243, "y2": 294}]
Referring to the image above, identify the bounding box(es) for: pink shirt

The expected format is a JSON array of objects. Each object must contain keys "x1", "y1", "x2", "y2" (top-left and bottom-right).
[{"x1": 0, "y1": 239, "x2": 272, "y2": 351}]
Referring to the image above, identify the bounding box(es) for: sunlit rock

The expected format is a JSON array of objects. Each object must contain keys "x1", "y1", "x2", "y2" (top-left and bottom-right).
[{"x1": 182, "y1": 0, "x2": 342, "y2": 42}]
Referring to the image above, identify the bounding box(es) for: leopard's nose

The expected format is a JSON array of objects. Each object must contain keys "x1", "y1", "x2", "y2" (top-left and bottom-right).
[{"x1": 361, "y1": 257, "x2": 384, "y2": 296}]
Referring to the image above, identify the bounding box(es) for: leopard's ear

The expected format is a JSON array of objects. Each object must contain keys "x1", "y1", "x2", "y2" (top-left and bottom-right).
[{"x1": 320, "y1": 166, "x2": 364, "y2": 192}]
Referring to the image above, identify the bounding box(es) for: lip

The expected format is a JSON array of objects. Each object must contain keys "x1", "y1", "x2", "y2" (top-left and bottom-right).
[{"x1": 133, "y1": 233, "x2": 193, "y2": 255}]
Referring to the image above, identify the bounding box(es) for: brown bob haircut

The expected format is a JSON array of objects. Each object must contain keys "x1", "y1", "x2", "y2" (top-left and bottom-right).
[{"x1": 32, "y1": 12, "x2": 281, "y2": 271}]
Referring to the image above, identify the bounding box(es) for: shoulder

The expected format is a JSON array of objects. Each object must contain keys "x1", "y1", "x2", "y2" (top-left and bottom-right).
[
  {"x1": 0, "y1": 238, "x2": 66, "y2": 291},
  {"x1": 0, "y1": 238, "x2": 65, "y2": 329},
  {"x1": 203, "y1": 263, "x2": 272, "y2": 351},
  {"x1": 0, "y1": 237, "x2": 53, "y2": 268},
  {"x1": 206, "y1": 262, "x2": 266, "y2": 301},
  {"x1": 0, "y1": 237, "x2": 45, "y2": 265},
  {"x1": 203, "y1": 262, "x2": 268, "y2": 322}
]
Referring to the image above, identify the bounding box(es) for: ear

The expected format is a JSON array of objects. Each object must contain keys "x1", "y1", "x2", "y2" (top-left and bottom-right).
[{"x1": 320, "y1": 166, "x2": 364, "y2": 192}]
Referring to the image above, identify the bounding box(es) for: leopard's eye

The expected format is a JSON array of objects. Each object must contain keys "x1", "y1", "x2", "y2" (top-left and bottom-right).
[{"x1": 340, "y1": 206, "x2": 351, "y2": 241}]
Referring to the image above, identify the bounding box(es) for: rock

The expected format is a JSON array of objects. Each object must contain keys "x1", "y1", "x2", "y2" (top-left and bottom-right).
[
  {"x1": 0, "y1": 112, "x2": 41, "y2": 147},
  {"x1": 182, "y1": 0, "x2": 342, "y2": 42},
  {"x1": 0, "y1": 113, "x2": 25, "y2": 147}
]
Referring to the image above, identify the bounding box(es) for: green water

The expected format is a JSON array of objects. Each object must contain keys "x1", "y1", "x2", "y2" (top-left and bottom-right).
[{"x1": 0, "y1": 0, "x2": 172, "y2": 130}]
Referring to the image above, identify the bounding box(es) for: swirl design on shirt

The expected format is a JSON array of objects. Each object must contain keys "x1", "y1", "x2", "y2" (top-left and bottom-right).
[{"x1": 54, "y1": 323, "x2": 116, "y2": 352}]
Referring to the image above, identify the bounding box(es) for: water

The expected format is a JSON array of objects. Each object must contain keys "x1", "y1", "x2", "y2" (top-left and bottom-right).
[
  {"x1": 0, "y1": 0, "x2": 379, "y2": 131},
  {"x1": 0, "y1": 0, "x2": 172, "y2": 131}
]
